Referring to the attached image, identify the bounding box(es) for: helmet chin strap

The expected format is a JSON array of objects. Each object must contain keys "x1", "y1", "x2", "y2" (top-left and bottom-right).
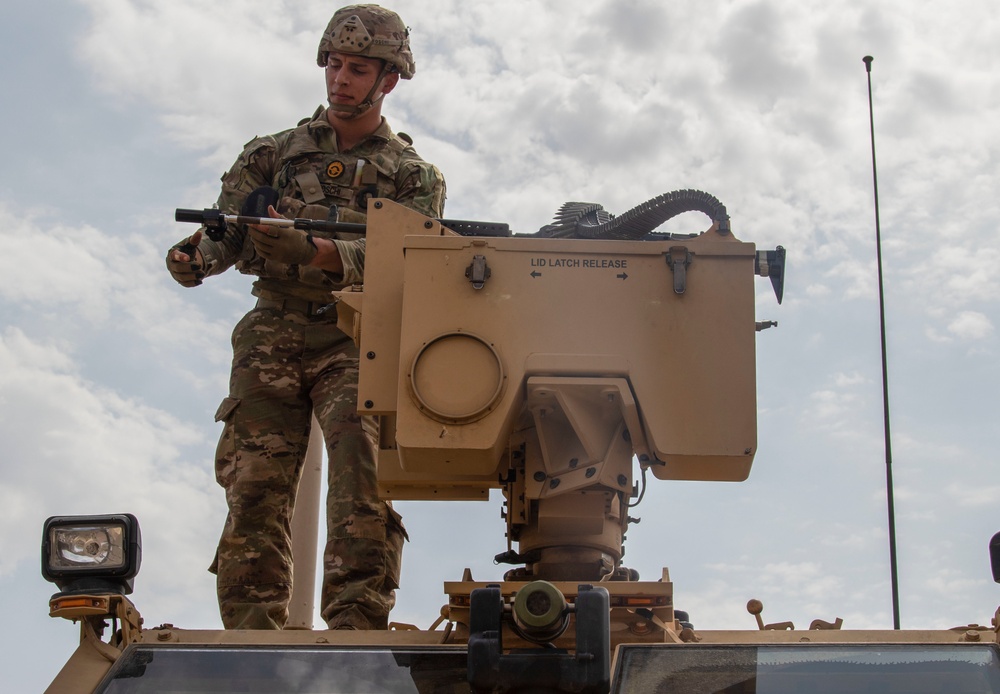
[{"x1": 328, "y1": 63, "x2": 393, "y2": 119}]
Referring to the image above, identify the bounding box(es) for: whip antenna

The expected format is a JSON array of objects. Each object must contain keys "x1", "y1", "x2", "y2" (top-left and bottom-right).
[{"x1": 864, "y1": 55, "x2": 900, "y2": 630}]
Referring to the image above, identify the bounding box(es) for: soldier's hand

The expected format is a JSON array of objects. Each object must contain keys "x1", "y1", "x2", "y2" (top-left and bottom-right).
[
  {"x1": 166, "y1": 230, "x2": 205, "y2": 287},
  {"x1": 248, "y1": 206, "x2": 318, "y2": 265},
  {"x1": 277, "y1": 196, "x2": 331, "y2": 221}
]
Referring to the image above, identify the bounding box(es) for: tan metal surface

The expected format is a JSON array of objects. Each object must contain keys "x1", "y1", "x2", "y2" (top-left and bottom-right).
[
  {"x1": 345, "y1": 200, "x2": 758, "y2": 491},
  {"x1": 336, "y1": 200, "x2": 760, "y2": 580},
  {"x1": 45, "y1": 596, "x2": 141, "y2": 694},
  {"x1": 444, "y1": 572, "x2": 678, "y2": 648},
  {"x1": 350, "y1": 201, "x2": 451, "y2": 416}
]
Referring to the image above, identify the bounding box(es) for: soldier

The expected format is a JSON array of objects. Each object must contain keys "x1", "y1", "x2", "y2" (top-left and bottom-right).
[{"x1": 166, "y1": 4, "x2": 446, "y2": 630}]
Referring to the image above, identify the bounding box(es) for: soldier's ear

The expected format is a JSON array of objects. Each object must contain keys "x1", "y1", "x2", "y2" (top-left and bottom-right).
[{"x1": 381, "y1": 72, "x2": 400, "y2": 96}]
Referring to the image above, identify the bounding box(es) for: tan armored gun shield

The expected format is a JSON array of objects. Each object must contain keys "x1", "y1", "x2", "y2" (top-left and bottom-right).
[
  {"x1": 336, "y1": 198, "x2": 764, "y2": 586},
  {"x1": 341, "y1": 199, "x2": 757, "y2": 481}
]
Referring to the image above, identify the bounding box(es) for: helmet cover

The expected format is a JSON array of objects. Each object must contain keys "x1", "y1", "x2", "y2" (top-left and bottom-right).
[{"x1": 317, "y1": 4, "x2": 415, "y2": 79}]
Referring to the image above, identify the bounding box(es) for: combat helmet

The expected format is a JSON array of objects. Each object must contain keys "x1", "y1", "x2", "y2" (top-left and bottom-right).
[{"x1": 317, "y1": 4, "x2": 415, "y2": 79}]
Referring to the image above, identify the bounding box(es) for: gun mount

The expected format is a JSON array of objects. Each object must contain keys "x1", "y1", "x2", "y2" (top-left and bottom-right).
[{"x1": 333, "y1": 197, "x2": 782, "y2": 653}]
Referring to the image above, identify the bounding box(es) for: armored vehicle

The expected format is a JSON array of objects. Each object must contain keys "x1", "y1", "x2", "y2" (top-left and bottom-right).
[{"x1": 42, "y1": 195, "x2": 1000, "y2": 693}]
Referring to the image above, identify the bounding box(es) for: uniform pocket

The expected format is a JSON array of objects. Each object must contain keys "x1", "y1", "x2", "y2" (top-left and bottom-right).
[
  {"x1": 386, "y1": 503, "x2": 409, "y2": 542},
  {"x1": 214, "y1": 396, "x2": 241, "y2": 488}
]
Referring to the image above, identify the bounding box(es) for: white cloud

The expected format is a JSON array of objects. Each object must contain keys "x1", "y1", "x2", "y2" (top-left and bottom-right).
[
  {"x1": 0, "y1": 203, "x2": 116, "y2": 321},
  {"x1": 0, "y1": 201, "x2": 236, "y2": 372},
  {"x1": 945, "y1": 482, "x2": 1000, "y2": 508},
  {"x1": 948, "y1": 310, "x2": 994, "y2": 340},
  {"x1": 77, "y1": 0, "x2": 321, "y2": 169},
  {"x1": 0, "y1": 327, "x2": 215, "y2": 579},
  {"x1": 834, "y1": 371, "x2": 868, "y2": 387}
]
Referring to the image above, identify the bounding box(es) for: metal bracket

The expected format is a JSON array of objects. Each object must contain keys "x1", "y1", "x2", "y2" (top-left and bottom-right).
[
  {"x1": 755, "y1": 246, "x2": 786, "y2": 304},
  {"x1": 465, "y1": 255, "x2": 491, "y2": 290},
  {"x1": 468, "y1": 584, "x2": 610, "y2": 694},
  {"x1": 667, "y1": 247, "x2": 692, "y2": 295}
]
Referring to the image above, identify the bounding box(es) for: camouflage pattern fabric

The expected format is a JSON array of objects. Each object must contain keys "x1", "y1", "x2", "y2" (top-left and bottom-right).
[
  {"x1": 196, "y1": 111, "x2": 446, "y2": 301},
  {"x1": 190, "y1": 108, "x2": 444, "y2": 630},
  {"x1": 213, "y1": 305, "x2": 407, "y2": 630}
]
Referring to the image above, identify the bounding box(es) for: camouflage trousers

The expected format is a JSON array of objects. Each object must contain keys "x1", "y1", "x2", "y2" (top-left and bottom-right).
[{"x1": 210, "y1": 302, "x2": 406, "y2": 630}]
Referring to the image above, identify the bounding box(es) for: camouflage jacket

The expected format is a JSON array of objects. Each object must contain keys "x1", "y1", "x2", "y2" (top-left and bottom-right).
[{"x1": 197, "y1": 108, "x2": 447, "y2": 302}]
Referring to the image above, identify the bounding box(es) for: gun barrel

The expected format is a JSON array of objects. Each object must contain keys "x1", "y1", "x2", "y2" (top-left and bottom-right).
[
  {"x1": 175, "y1": 207, "x2": 509, "y2": 238},
  {"x1": 175, "y1": 208, "x2": 214, "y2": 225}
]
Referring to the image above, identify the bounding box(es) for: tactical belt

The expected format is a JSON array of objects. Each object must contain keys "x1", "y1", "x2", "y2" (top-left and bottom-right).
[{"x1": 255, "y1": 297, "x2": 333, "y2": 316}]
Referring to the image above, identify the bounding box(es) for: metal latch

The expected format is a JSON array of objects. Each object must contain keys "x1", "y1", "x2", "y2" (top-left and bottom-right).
[
  {"x1": 667, "y1": 247, "x2": 692, "y2": 295},
  {"x1": 465, "y1": 254, "x2": 491, "y2": 289}
]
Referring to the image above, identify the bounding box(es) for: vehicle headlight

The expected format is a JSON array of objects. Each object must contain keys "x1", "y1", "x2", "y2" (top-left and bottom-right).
[{"x1": 41, "y1": 514, "x2": 141, "y2": 595}]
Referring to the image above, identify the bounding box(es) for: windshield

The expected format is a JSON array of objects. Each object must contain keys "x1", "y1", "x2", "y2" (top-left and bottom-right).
[
  {"x1": 97, "y1": 642, "x2": 1000, "y2": 694},
  {"x1": 614, "y1": 643, "x2": 1000, "y2": 693},
  {"x1": 96, "y1": 645, "x2": 472, "y2": 694}
]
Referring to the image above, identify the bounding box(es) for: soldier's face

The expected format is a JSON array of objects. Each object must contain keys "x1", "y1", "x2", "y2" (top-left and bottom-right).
[{"x1": 325, "y1": 53, "x2": 397, "y2": 114}]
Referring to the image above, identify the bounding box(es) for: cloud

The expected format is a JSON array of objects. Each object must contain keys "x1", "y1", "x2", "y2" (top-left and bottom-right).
[
  {"x1": 947, "y1": 310, "x2": 994, "y2": 341},
  {"x1": 804, "y1": 383, "x2": 872, "y2": 437},
  {"x1": 945, "y1": 482, "x2": 1000, "y2": 508},
  {"x1": 0, "y1": 201, "x2": 235, "y2": 370},
  {"x1": 0, "y1": 203, "x2": 115, "y2": 321},
  {"x1": 716, "y1": 2, "x2": 809, "y2": 110},
  {"x1": 76, "y1": 0, "x2": 321, "y2": 169},
  {"x1": 0, "y1": 327, "x2": 216, "y2": 579}
]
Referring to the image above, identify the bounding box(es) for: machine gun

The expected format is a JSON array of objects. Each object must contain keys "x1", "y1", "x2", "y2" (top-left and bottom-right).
[
  {"x1": 174, "y1": 207, "x2": 513, "y2": 240},
  {"x1": 174, "y1": 186, "x2": 510, "y2": 254},
  {"x1": 331, "y1": 192, "x2": 786, "y2": 692}
]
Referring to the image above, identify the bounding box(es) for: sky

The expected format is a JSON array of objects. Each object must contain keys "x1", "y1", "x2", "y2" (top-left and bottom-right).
[{"x1": 2, "y1": 0, "x2": 999, "y2": 690}]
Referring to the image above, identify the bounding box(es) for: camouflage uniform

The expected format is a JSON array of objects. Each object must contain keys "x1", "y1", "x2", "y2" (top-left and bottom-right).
[{"x1": 197, "y1": 108, "x2": 446, "y2": 630}]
